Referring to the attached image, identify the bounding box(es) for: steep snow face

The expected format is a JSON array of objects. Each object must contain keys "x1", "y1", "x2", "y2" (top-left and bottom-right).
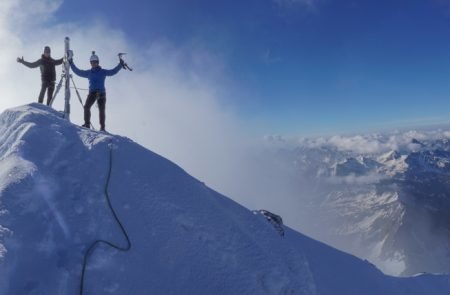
[
  {"x1": 0, "y1": 104, "x2": 449, "y2": 295},
  {"x1": 270, "y1": 132, "x2": 450, "y2": 276},
  {"x1": 0, "y1": 104, "x2": 313, "y2": 294}
]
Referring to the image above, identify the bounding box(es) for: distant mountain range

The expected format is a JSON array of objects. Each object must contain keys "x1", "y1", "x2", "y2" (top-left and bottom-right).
[{"x1": 266, "y1": 130, "x2": 450, "y2": 276}]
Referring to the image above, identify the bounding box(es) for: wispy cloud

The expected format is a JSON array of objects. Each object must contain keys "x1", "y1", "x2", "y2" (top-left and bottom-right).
[
  {"x1": 261, "y1": 49, "x2": 282, "y2": 64},
  {"x1": 273, "y1": 0, "x2": 319, "y2": 10},
  {"x1": 327, "y1": 172, "x2": 385, "y2": 185},
  {"x1": 2, "y1": 0, "x2": 305, "y2": 227},
  {"x1": 3, "y1": 1, "x2": 246, "y2": 195}
]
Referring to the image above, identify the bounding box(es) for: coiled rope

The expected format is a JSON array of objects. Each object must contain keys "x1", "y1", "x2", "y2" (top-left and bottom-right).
[{"x1": 79, "y1": 142, "x2": 132, "y2": 295}]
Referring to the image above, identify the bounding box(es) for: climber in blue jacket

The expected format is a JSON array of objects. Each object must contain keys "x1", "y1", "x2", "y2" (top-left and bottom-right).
[{"x1": 68, "y1": 51, "x2": 123, "y2": 131}]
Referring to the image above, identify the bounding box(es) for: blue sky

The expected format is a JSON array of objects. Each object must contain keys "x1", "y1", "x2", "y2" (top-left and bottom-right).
[{"x1": 46, "y1": 0, "x2": 450, "y2": 135}]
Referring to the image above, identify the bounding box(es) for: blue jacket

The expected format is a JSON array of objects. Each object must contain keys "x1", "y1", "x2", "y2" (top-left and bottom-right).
[{"x1": 70, "y1": 62, "x2": 122, "y2": 93}]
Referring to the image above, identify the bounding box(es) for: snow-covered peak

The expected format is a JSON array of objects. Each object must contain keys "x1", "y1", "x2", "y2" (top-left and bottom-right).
[
  {"x1": 378, "y1": 150, "x2": 402, "y2": 163},
  {"x1": 0, "y1": 104, "x2": 449, "y2": 294}
]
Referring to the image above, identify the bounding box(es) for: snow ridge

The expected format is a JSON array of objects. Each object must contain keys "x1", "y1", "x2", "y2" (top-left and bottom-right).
[{"x1": 0, "y1": 104, "x2": 449, "y2": 294}]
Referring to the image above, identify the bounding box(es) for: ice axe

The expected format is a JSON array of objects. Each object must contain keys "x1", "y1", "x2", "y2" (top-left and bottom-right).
[{"x1": 118, "y1": 53, "x2": 133, "y2": 71}]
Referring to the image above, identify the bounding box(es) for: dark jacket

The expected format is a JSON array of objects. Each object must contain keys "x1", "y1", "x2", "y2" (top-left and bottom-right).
[
  {"x1": 21, "y1": 55, "x2": 63, "y2": 82},
  {"x1": 70, "y1": 62, "x2": 122, "y2": 93}
]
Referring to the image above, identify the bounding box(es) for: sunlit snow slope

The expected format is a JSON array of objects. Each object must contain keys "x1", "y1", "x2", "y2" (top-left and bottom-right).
[{"x1": 0, "y1": 104, "x2": 449, "y2": 295}]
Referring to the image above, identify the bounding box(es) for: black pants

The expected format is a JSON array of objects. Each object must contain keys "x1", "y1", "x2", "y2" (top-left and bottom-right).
[
  {"x1": 38, "y1": 81, "x2": 55, "y2": 106},
  {"x1": 84, "y1": 92, "x2": 106, "y2": 129}
]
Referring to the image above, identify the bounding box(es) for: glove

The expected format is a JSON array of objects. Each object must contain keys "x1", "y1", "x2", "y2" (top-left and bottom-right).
[{"x1": 16, "y1": 56, "x2": 23, "y2": 63}]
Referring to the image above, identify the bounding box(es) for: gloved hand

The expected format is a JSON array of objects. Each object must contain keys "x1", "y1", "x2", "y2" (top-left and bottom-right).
[{"x1": 16, "y1": 56, "x2": 23, "y2": 63}]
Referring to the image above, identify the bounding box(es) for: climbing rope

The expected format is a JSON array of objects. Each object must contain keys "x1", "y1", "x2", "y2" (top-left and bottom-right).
[
  {"x1": 70, "y1": 86, "x2": 88, "y2": 91},
  {"x1": 79, "y1": 142, "x2": 132, "y2": 295}
]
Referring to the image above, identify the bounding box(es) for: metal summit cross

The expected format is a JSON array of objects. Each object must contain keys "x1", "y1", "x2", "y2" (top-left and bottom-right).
[{"x1": 49, "y1": 37, "x2": 72, "y2": 120}]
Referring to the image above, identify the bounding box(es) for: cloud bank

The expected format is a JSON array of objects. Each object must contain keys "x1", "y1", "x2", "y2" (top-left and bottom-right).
[{"x1": 286, "y1": 128, "x2": 450, "y2": 155}]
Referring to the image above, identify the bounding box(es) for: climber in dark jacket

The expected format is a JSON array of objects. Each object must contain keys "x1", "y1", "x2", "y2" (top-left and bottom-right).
[
  {"x1": 68, "y1": 51, "x2": 123, "y2": 131},
  {"x1": 17, "y1": 46, "x2": 64, "y2": 106}
]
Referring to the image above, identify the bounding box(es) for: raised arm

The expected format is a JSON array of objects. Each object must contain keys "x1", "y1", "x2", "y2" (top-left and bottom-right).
[
  {"x1": 70, "y1": 61, "x2": 90, "y2": 78},
  {"x1": 103, "y1": 63, "x2": 122, "y2": 76},
  {"x1": 53, "y1": 58, "x2": 64, "y2": 66},
  {"x1": 19, "y1": 58, "x2": 41, "y2": 68}
]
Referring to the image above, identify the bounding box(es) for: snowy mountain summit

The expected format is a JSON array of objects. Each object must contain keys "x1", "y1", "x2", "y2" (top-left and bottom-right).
[{"x1": 0, "y1": 104, "x2": 449, "y2": 295}]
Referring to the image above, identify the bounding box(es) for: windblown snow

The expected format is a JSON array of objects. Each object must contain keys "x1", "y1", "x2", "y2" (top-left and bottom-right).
[{"x1": 0, "y1": 104, "x2": 449, "y2": 294}]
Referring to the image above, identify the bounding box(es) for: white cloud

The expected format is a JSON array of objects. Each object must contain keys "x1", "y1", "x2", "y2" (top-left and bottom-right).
[
  {"x1": 8, "y1": 0, "x2": 63, "y2": 27},
  {"x1": 1, "y1": 0, "x2": 305, "y2": 225},
  {"x1": 327, "y1": 172, "x2": 385, "y2": 185},
  {"x1": 329, "y1": 135, "x2": 382, "y2": 154}
]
